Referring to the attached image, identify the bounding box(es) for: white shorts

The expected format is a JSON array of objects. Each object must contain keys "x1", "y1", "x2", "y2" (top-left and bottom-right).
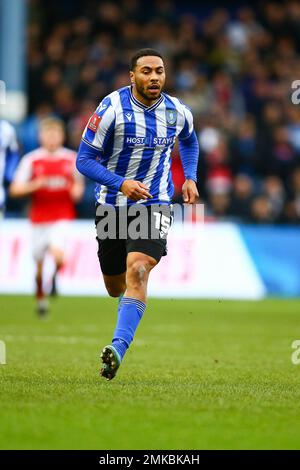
[{"x1": 32, "y1": 220, "x2": 70, "y2": 261}]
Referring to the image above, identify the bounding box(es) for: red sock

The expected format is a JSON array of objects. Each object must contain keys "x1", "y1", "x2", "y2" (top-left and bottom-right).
[{"x1": 36, "y1": 276, "x2": 44, "y2": 300}]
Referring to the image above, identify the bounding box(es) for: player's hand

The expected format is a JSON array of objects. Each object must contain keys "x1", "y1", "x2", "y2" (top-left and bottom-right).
[
  {"x1": 120, "y1": 180, "x2": 153, "y2": 201},
  {"x1": 182, "y1": 179, "x2": 199, "y2": 204},
  {"x1": 9, "y1": 177, "x2": 48, "y2": 198},
  {"x1": 32, "y1": 177, "x2": 48, "y2": 191}
]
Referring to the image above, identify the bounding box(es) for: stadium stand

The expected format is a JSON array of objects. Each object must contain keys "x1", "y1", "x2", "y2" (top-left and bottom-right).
[{"x1": 10, "y1": 0, "x2": 300, "y2": 223}]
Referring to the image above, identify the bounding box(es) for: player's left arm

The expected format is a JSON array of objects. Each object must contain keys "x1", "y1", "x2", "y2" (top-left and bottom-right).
[
  {"x1": 178, "y1": 106, "x2": 199, "y2": 204},
  {"x1": 70, "y1": 175, "x2": 85, "y2": 203},
  {"x1": 70, "y1": 159, "x2": 85, "y2": 203}
]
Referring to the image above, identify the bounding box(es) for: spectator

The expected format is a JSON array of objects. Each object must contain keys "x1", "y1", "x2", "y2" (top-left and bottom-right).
[
  {"x1": 8, "y1": 0, "x2": 300, "y2": 224},
  {"x1": 229, "y1": 173, "x2": 254, "y2": 221}
]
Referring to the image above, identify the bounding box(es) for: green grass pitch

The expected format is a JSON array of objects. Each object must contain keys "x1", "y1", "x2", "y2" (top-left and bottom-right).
[{"x1": 0, "y1": 295, "x2": 300, "y2": 450}]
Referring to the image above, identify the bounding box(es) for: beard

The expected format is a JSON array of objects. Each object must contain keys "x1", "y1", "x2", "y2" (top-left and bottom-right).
[{"x1": 135, "y1": 81, "x2": 161, "y2": 101}]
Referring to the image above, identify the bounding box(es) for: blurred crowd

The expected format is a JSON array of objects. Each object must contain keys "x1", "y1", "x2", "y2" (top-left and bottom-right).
[{"x1": 12, "y1": 0, "x2": 300, "y2": 223}]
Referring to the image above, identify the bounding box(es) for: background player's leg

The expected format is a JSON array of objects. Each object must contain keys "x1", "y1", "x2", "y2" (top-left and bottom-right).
[
  {"x1": 48, "y1": 245, "x2": 64, "y2": 296},
  {"x1": 48, "y1": 222, "x2": 69, "y2": 296},
  {"x1": 32, "y1": 225, "x2": 49, "y2": 316},
  {"x1": 49, "y1": 246, "x2": 64, "y2": 269},
  {"x1": 35, "y1": 259, "x2": 48, "y2": 316},
  {"x1": 36, "y1": 259, "x2": 44, "y2": 300}
]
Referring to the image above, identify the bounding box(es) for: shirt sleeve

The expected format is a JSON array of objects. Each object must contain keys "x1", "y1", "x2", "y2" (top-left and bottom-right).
[
  {"x1": 81, "y1": 96, "x2": 116, "y2": 151},
  {"x1": 13, "y1": 155, "x2": 32, "y2": 184},
  {"x1": 77, "y1": 96, "x2": 125, "y2": 191},
  {"x1": 178, "y1": 130, "x2": 199, "y2": 182},
  {"x1": 76, "y1": 140, "x2": 125, "y2": 191},
  {"x1": 74, "y1": 166, "x2": 85, "y2": 182},
  {"x1": 178, "y1": 104, "x2": 194, "y2": 141},
  {"x1": 7, "y1": 123, "x2": 19, "y2": 153},
  {"x1": 4, "y1": 123, "x2": 20, "y2": 183},
  {"x1": 67, "y1": 150, "x2": 84, "y2": 182}
]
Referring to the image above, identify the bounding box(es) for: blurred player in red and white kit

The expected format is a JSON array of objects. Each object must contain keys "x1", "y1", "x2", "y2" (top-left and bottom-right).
[{"x1": 10, "y1": 118, "x2": 85, "y2": 315}]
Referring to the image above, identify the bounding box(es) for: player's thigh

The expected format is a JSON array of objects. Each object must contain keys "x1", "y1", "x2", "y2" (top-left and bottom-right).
[
  {"x1": 126, "y1": 239, "x2": 166, "y2": 269},
  {"x1": 126, "y1": 204, "x2": 171, "y2": 264},
  {"x1": 96, "y1": 237, "x2": 127, "y2": 277},
  {"x1": 31, "y1": 223, "x2": 50, "y2": 262},
  {"x1": 48, "y1": 221, "x2": 69, "y2": 258}
]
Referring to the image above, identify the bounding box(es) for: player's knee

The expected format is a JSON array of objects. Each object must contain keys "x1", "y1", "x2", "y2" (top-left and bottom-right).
[
  {"x1": 50, "y1": 248, "x2": 64, "y2": 268},
  {"x1": 127, "y1": 258, "x2": 155, "y2": 284},
  {"x1": 105, "y1": 283, "x2": 126, "y2": 298},
  {"x1": 106, "y1": 287, "x2": 121, "y2": 298}
]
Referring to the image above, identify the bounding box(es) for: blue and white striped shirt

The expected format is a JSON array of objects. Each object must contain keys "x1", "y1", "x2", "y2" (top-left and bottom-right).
[
  {"x1": 0, "y1": 120, "x2": 19, "y2": 210},
  {"x1": 80, "y1": 86, "x2": 196, "y2": 206}
]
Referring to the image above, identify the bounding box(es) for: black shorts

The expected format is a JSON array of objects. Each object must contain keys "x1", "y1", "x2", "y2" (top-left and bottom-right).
[{"x1": 95, "y1": 204, "x2": 172, "y2": 276}]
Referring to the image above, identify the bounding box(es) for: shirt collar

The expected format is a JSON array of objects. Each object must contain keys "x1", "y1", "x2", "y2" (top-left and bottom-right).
[{"x1": 129, "y1": 86, "x2": 164, "y2": 111}]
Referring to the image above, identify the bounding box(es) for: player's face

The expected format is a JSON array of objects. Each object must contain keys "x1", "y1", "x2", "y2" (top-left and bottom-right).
[
  {"x1": 39, "y1": 126, "x2": 65, "y2": 151},
  {"x1": 130, "y1": 56, "x2": 166, "y2": 104}
]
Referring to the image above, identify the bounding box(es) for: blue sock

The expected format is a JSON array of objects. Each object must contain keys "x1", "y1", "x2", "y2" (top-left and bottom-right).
[{"x1": 112, "y1": 297, "x2": 146, "y2": 360}]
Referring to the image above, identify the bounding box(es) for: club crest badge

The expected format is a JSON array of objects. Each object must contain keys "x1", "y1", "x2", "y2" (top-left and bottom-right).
[
  {"x1": 87, "y1": 113, "x2": 101, "y2": 132},
  {"x1": 166, "y1": 109, "x2": 177, "y2": 126}
]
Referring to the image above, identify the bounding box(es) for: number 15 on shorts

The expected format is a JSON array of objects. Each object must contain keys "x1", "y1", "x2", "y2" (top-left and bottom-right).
[{"x1": 152, "y1": 211, "x2": 172, "y2": 238}]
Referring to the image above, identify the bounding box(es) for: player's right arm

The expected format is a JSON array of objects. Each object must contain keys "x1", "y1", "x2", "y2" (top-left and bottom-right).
[
  {"x1": 9, "y1": 156, "x2": 47, "y2": 198},
  {"x1": 177, "y1": 103, "x2": 199, "y2": 204},
  {"x1": 3, "y1": 122, "x2": 20, "y2": 187},
  {"x1": 76, "y1": 98, "x2": 152, "y2": 201}
]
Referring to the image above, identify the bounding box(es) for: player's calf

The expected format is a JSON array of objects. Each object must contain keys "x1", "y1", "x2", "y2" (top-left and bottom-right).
[{"x1": 125, "y1": 253, "x2": 157, "y2": 301}]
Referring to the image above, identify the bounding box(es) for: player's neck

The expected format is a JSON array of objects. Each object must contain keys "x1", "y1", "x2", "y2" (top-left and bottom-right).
[
  {"x1": 131, "y1": 87, "x2": 161, "y2": 108},
  {"x1": 42, "y1": 145, "x2": 61, "y2": 153}
]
